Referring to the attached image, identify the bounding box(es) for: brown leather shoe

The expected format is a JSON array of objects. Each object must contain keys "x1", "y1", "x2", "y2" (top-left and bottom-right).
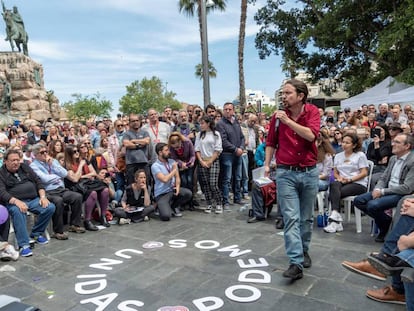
[
  {"x1": 342, "y1": 259, "x2": 386, "y2": 281},
  {"x1": 68, "y1": 225, "x2": 86, "y2": 233},
  {"x1": 366, "y1": 285, "x2": 405, "y2": 305},
  {"x1": 52, "y1": 232, "x2": 69, "y2": 240}
]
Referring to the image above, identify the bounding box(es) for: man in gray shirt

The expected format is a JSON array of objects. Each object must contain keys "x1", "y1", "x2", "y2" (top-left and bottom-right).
[{"x1": 123, "y1": 114, "x2": 151, "y2": 186}]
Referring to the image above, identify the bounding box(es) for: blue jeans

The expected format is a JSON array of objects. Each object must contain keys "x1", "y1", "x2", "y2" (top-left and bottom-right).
[
  {"x1": 220, "y1": 153, "x2": 242, "y2": 204},
  {"x1": 6, "y1": 198, "x2": 55, "y2": 248},
  {"x1": 276, "y1": 167, "x2": 319, "y2": 269},
  {"x1": 114, "y1": 189, "x2": 123, "y2": 203},
  {"x1": 240, "y1": 153, "x2": 249, "y2": 195},
  {"x1": 354, "y1": 192, "x2": 402, "y2": 235},
  {"x1": 179, "y1": 166, "x2": 194, "y2": 190}
]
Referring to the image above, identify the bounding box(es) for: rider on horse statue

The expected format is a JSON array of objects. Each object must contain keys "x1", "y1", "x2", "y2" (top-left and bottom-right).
[{"x1": 1, "y1": 0, "x2": 28, "y2": 56}]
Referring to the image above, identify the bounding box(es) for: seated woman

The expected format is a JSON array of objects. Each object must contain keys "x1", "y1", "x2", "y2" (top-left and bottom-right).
[
  {"x1": 113, "y1": 169, "x2": 154, "y2": 224},
  {"x1": 324, "y1": 133, "x2": 369, "y2": 233},
  {"x1": 64, "y1": 143, "x2": 110, "y2": 231},
  {"x1": 317, "y1": 130, "x2": 334, "y2": 191},
  {"x1": 331, "y1": 129, "x2": 343, "y2": 154},
  {"x1": 366, "y1": 123, "x2": 392, "y2": 174},
  {"x1": 97, "y1": 168, "x2": 122, "y2": 208},
  {"x1": 0, "y1": 205, "x2": 19, "y2": 261},
  {"x1": 48, "y1": 139, "x2": 65, "y2": 160},
  {"x1": 46, "y1": 125, "x2": 64, "y2": 144}
]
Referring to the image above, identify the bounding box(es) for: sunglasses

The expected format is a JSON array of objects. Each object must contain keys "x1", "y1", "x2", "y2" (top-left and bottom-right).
[
  {"x1": 73, "y1": 149, "x2": 79, "y2": 153},
  {"x1": 39, "y1": 150, "x2": 48, "y2": 155},
  {"x1": 116, "y1": 124, "x2": 124, "y2": 127},
  {"x1": 130, "y1": 119, "x2": 140, "y2": 122}
]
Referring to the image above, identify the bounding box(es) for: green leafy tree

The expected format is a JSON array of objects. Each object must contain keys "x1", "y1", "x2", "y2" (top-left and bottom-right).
[
  {"x1": 119, "y1": 76, "x2": 182, "y2": 115},
  {"x1": 254, "y1": 0, "x2": 414, "y2": 95},
  {"x1": 62, "y1": 92, "x2": 112, "y2": 121},
  {"x1": 195, "y1": 61, "x2": 217, "y2": 79}
]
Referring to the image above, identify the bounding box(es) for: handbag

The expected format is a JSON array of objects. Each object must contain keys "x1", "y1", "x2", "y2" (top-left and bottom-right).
[{"x1": 69, "y1": 178, "x2": 107, "y2": 199}]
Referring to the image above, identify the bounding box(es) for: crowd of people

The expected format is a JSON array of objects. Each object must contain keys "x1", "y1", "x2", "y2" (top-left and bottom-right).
[
  {"x1": 0, "y1": 102, "x2": 269, "y2": 259},
  {"x1": 0, "y1": 81, "x2": 413, "y2": 309}
]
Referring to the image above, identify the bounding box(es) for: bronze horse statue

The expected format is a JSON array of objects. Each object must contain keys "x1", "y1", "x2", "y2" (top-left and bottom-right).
[{"x1": 2, "y1": 7, "x2": 28, "y2": 56}]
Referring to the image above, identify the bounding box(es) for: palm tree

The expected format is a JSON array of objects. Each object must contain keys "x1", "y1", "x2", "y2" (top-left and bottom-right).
[
  {"x1": 195, "y1": 61, "x2": 217, "y2": 79},
  {"x1": 178, "y1": 0, "x2": 227, "y2": 78},
  {"x1": 238, "y1": 0, "x2": 248, "y2": 114}
]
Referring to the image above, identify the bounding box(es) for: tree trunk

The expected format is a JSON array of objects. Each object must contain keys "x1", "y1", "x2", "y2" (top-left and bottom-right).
[{"x1": 238, "y1": 0, "x2": 247, "y2": 114}]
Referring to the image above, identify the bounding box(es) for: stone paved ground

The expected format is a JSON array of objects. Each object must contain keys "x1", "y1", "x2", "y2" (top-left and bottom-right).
[{"x1": 0, "y1": 200, "x2": 406, "y2": 311}]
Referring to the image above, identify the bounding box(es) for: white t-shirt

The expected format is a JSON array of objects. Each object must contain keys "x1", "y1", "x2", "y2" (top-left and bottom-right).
[
  {"x1": 194, "y1": 131, "x2": 222, "y2": 158},
  {"x1": 334, "y1": 151, "x2": 368, "y2": 187}
]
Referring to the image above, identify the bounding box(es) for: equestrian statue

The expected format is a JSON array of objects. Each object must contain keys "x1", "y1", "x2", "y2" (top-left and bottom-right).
[{"x1": 1, "y1": 0, "x2": 28, "y2": 56}]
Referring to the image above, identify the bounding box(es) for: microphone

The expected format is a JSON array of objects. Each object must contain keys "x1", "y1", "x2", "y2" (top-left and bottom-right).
[{"x1": 275, "y1": 106, "x2": 284, "y2": 131}]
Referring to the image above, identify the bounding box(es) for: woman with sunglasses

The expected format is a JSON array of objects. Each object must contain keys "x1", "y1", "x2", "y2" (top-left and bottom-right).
[{"x1": 64, "y1": 144, "x2": 110, "y2": 231}]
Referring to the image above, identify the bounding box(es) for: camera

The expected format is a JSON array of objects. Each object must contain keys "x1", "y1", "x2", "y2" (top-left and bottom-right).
[
  {"x1": 195, "y1": 110, "x2": 201, "y2": 116},
  {"x1": 326, "y1": 117, "x2": 334, "y2": 123},
  {"x1": 104, "y1": 172, "x2": 111, "y2": 178}
]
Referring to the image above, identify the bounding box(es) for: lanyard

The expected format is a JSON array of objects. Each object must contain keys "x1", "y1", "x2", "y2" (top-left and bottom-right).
[{"x1": 150, "y1": 124, "x2": 159, "y2": 139}]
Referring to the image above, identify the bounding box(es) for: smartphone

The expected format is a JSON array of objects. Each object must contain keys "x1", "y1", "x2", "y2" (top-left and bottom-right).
[{"x1": 371, "y1": 128, "x2": 381, "y2": 138}]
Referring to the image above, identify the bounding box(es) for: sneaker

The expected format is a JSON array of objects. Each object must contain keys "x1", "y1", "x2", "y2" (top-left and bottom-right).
[
  {"x1": 283, "y1": 264, "x2": 303, "y2": 280},
  {"x1": 119, "y1": 218, "x2": 131, "y2": 225},
  {"x1": 366, "y1": 285, "x2": 406, "y2": 305},
  {"x1": 303, "y1": 252, "x2": 312, "y2": 268},
  {"x1": 368, "y1": 252, "x2": 411, "y2": 276},
  {"x1": 154, "y1": 209, "x2": 160, "y2": 216},
  {"x1": 223, "y1": 204, "x2": 231, "y2": 212},
  {"x1": 33, "y1": 235, "x2": 49, "y2": 245},
  {"x1": 323, "y1": 221, "x2": 343, "y2": 233},
  {"x1": 143, "y1": 216, "x2": 150, "y2": 222},
  {"x1": 204, "y1": 205, "x2": 212, "y2": 214},
  {"x1": 0, "y1": 245, "x2": 19, "y2": 261},
  {"x1": 328, "y1": 210, "x2": 343, "y2": 222},
  {"x1": 215, "y1": 205, "x2": 223, "y2": 214},
  {"x1": 172, "y1": 208, "x2": 183, "y2": 217},
  {"x1": 20, "y1": 246, "x2": 33, "y2": 257}
]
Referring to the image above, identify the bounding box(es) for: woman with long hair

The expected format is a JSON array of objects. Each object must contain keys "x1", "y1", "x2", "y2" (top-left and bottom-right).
[
  {"x1": 317, "y1": 130, "x2": 335, "y2": 191},
  {"x1": 366, "y1": 123, "x2": 392, "y2": 174},
  {"x1": 324, "y1": 133, "x2": 369, "y2": 233},
  {"x1": 331, "y1": 128, "x2": 343, "y2": 154},
  {"x1": 194, "y1": 116, "x2": 223, "y2": 213},
  {"x1": 113, "y1": 169, "x2": 154, "y2": 224},
  {"x1": 64, "y1": 143, "x2": 110, "y2": 231},
  {"x1": 168, "y1": 131, "x2": 196, "y2": 209},
  {"x1": 48, "y1": 139, "x2": 65, "y2": 159},
  {"x1": 46, "y1": 125, "x2": 63, "y2": 144}
]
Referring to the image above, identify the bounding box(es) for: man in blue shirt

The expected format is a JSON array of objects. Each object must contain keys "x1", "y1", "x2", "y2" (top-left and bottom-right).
[
  {"x1": 30, "y1": 143, "x2": 85, "y2": 239},
  {"x1": 151, "y1": 143, "x2": 192, "y2": 221}
]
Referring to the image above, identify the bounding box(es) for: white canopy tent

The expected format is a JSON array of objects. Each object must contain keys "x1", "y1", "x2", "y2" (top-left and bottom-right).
[
  {"x1": 340, "y1": 76, "x2": 411, "y2": 110},
  {"x1": 388, "y1": 86, "x2": 414, "y2": 104}
]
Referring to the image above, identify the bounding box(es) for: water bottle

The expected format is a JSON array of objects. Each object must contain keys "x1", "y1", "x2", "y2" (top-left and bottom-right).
[
  {"x1": 317, "y1": 213, "x2": 324, "y2": 227},
  {"x1": 239, "y1": 204, "x2": 250, "y2": 215}
]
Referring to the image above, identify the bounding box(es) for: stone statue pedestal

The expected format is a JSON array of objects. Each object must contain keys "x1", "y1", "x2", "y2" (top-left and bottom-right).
[{"x1": 0, "y1": 52, "x2": 60, "y2": 123}]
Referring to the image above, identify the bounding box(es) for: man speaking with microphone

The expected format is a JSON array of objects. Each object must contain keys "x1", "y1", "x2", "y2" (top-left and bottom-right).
[{"x1": 265, "y1": 79, "x2": 320, "y2": 280}]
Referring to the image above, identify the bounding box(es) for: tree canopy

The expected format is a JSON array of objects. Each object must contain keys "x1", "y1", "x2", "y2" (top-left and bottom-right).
[
  {"x1": 118, "y1": 76, "x2": 182, "y2": 115},
  {"x1": 254, "y1": 0, "x2": 414, "y2": 95},
  {"x1": 62, "y1": 93, "x2": 112, "y2": 121}
]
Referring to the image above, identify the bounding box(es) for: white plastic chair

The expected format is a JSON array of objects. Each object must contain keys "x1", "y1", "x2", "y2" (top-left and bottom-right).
[
  {"x1": 329, "y1": 160, "x2": 374, "y2": 233},
  {"x1": 316, "y1": 190, "x2": 327, "y2": 215}
]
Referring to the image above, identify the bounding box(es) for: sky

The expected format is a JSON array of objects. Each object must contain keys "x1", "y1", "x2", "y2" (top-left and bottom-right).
[{"x1": 0, "y1": 0, "x2": 287, "y2": 116}]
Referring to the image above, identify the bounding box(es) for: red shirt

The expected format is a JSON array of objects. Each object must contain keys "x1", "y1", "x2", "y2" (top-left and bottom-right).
[{"x1": 266, "y1": 103, "x2": 320, "y2": 167}]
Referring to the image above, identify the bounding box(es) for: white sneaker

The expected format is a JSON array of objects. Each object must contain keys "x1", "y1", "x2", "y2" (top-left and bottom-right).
[
  {"x1": 329, "y1": 210, "x2": 343, "y2": 222},
  {"x1": 204, "y1": 205, "x2": 212, "y2": 214},
  {"x1": 323, "y1": 221, "x2": 344, "y2": 233},
  {"x1": 0, "y1": 244, "x2": 19, "y2": 261},
  {"x1": 119, "y1": 218, "x2": 131, "y2": 225},
  {"x1": 215, "y1": 205, "x2": 223, "y2": 214}
]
